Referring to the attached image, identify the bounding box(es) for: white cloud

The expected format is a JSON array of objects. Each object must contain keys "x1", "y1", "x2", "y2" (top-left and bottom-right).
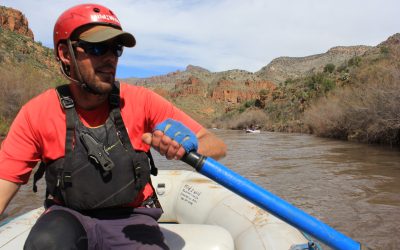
[{"x1": 2, "y1": 0, "x2": 399, "y2": 76}]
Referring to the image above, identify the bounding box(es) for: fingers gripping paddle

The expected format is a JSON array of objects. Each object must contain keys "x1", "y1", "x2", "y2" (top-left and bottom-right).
[{"x1": 181, "y1": 152, "x2": 361, "y2": 250}]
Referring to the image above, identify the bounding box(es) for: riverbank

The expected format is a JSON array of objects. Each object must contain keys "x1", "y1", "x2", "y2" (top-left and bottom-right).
[{"x1": 211, "y1": 107, "x2": 400, "y2": 148}]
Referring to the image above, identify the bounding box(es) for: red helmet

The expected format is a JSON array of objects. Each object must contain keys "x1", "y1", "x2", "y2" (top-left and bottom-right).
[{"x1": 53, "y1": 4, "x2": 123, "y2": 59}]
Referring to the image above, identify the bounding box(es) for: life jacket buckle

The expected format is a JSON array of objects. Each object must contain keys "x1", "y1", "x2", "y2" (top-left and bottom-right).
[
  {"x1": 57, "y1": 171, "x2": 72, "y2": 189},
  {"x1": 60, "y1": 96, "x2": 74, "y2": 109},
  {"x1": 80, "y1": 132, "x2": 115, "y2": 172}
]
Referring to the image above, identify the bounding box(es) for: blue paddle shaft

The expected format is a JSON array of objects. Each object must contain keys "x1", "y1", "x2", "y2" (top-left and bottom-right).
[{"x1": 182, "y1": 152, "x2": 360, "y2": 250}]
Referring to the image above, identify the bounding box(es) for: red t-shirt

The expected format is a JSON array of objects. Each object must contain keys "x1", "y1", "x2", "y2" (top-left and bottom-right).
[{"x1": 0, "y1": 82, "x2": 202, "y2": 205}]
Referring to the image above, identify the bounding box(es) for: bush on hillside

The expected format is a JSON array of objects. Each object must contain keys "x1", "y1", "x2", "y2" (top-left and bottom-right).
[
  {"x1": 213, "y1": 109, "x2": 269, "y2": 130},
  {"x1": 348, "y1": 56, "x2": 362, "y2": 67},
  {"x1": 306, "y1": 73, "x2": 336, "y2": 93},
  {"x1": 0, "y1": 64, "x2": 64, "y2": 135},
  {"x1": 323, "y1": 63, "x2": 336, "y2": 73},
  {"x1": 304, "y1": 66, "x2": 400, "y2": 146},
  {"x1": 380, "y1": 46, "x2": 389, "y2": 55}
]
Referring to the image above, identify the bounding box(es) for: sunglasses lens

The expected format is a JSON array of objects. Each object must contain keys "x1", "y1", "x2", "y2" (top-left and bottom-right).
[
  {"x1": 114, "y1": 44, "x2": 123, "y2": 57},
  {"x1": 76, "y1": 41, "x2": 123, "y2": 57},
  {"x1": 90, "y1": 44, "x2": 109, "y2": 56}
]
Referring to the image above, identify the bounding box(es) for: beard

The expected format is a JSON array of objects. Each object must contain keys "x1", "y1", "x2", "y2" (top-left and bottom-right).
[
  {"x1": 80, "y1": 65, "x2": 116, "y2": 95},
  {"x1": 87, "y1": 74, "x2": 114, "y2": 94}
]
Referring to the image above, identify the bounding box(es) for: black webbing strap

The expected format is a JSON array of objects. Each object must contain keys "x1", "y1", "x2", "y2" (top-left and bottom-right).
[
  {"x1": 109, "y1": 82, "x2": 131, "y2": 147},
  {"x1": 146, "y1": 151, "x2": 158, "y2": 176},
  {"x1": 54, "y1": 84, "x2": 78, "y2": 206},
  {"x1": 109, "y1": 82, "x2": 161, "y2": 209},
  {"x1": 32, "y1": 85, "x2": 76, "y2": 194},
  {"x1": 32, "y1": 85, "x2": 76, "y2": 197},
  {"x1": 33, "y1": 161, "x2": 46, "y2": 193},
  {"x1": 56, "y1": 85, "x2": 77, "y2": 155},
  {"x1": 109, "y1": 82, "x2": 158, "y2": 176}
]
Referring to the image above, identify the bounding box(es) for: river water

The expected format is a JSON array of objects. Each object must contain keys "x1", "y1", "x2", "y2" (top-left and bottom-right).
[{"x1": 2, "y1": 130, "x2": 399, "y2": 249}]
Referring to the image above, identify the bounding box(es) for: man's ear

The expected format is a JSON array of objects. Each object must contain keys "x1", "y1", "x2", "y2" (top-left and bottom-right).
[{"x1": 57, "y1": 43, "x2": 71, "y2": 65}]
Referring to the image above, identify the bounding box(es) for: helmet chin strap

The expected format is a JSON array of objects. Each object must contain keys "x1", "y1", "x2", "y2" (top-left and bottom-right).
[{"x1": 61, "y1": 39, "x2": 101, "y2": 95}]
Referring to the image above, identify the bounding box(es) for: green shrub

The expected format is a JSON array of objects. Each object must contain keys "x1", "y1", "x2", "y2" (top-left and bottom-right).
[
  {"x1": 348, "y1": 56, "x2": 361, "y2": 67},
  {"x1": 336, "y1": 64, "x2": 348, "y2": 73},
  {"x1": 323, "y1": 63, "x2": 336, "y2": 73},
  {"x1": 259, "y1": 89, "x2": 269, "y2": 96},
  {"x1": 244, "y1": 99, "x2": 256, "y2": 108},
  {"x1": 321, "y1": 78, "x2": 335, "y2": 92},
  {"x1": 380, "y1": 46, "x2": 389, "y2": 55},
  {"x1": 284, "y1": 78, "x2": 295, "y2": 85}
]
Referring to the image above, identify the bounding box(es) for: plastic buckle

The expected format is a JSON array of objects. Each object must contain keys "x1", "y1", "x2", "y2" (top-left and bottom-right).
[
  {"x1": 61, "y1": 171, "x2": 72, "y2": 189},
  {"x1": 61, "y1": 97, "x2": 74, "y2": 109},
  {"x1": 289, "y1": 241, "x2": 319, "y2": 250}
]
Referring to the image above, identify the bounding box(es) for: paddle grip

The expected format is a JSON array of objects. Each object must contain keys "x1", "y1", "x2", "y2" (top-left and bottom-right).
[{"x1": 180, "y1": 151, "x2": 206, "y2": 171}]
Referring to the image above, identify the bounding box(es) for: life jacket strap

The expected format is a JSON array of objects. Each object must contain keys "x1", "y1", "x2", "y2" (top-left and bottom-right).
[
  {"x1": 109, "y1": 82, "x2": 158, "y2": 177},
  {"x1": 33, "y1": 161, "x2": 46, "y2": 193},
  {"x1": 56, "y1": 85, "x2": 77, "y2": 155}
]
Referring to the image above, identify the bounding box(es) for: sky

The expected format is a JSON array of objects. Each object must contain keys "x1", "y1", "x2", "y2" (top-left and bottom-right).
[{"x1": 2, "y1": 0, "x2": 399, "y2": 78}]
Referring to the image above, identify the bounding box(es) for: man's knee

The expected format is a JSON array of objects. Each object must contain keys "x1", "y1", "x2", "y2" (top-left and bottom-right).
[{"x1": 24, "y1": 209, "x2": 87, "y2": 250}]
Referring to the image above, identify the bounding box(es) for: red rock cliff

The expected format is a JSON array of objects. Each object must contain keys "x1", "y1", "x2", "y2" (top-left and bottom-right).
[
  {"x1": 211, "y1": 79, "x2": 276, "y2": 104},
  {"x1": 0, "y1": 6, "x2": 34, "y2": 40},
  {"x1": 171, "y1": 76, "x2": 208, "y2": 98}
]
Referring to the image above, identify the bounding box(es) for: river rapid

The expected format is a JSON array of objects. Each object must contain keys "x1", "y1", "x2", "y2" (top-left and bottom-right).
[{"x1": 2, "y1": 130, "x2": 399, "y2": 249}]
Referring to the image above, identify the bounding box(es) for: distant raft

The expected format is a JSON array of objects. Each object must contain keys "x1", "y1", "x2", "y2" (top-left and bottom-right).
[{"x1": 246, "y1": 129, "x2": 261, "y2": 133}]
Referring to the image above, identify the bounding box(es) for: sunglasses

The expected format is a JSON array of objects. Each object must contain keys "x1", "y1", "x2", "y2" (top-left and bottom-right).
[{"x1": 73, "y1": 40, "x2": 124, "y2": 57}]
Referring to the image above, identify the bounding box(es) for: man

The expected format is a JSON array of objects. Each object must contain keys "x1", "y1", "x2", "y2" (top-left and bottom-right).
[{"x1": 0, "y1": 3, "x2": 226, "y2": 249}]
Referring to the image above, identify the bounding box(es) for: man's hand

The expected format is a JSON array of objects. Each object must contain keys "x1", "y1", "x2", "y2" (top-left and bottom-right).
[{"x1": 142, "y1": 119, "x2": 198, "y2": 160}]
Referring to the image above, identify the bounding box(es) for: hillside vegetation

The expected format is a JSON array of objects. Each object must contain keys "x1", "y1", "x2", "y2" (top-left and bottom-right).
[
  {"x1": 0, "y1": 27, "x2": 65, "y2": 135},
  {"x1": 304, "y1": 36, "x2": 400, "y2": 145},
  {"x1": 216, "y1": 34, "x2": 400, "y2": 146}
]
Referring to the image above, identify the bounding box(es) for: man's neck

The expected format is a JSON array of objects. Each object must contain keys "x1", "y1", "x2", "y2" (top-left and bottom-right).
[{"x1": 69, "y1": 83, "x2": 108, "y2": 110}]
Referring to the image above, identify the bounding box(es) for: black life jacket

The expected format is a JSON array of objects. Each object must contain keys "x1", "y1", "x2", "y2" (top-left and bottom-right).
[{"x1": 33, "y1": 82, "x2": 158, "y2": 211}]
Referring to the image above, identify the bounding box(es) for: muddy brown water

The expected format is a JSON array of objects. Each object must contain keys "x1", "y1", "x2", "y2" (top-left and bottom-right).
[{"x1": 1, "y1": 130, "x2": 399, "y2": 249}]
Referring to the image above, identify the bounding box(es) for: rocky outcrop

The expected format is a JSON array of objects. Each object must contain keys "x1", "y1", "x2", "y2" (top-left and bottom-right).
[
  {"x1": 171, "y1": 76, "x2": 208, "y2": 98},
  {"x1": 378, "y1": 33, "x2": 400, "y2": 47},
  {"x1": 127, "y1": 65, "x2": 213, "y2": 91},
  {"x1": 0, "y1": 6, "x2": 61, "y2": 83},
  {"x1": 256, "y1": 45, "x2": 372, "y2": 84},
  {"x1": 0, "y1": 6, "x2": 34, "y2": 40},
  {"x1": 211, "y1": 79, "x2": 276, "y2": 104},
  {"x1": 127, "y1": 65, "x2": 276, "y2": 105},
  {"x1": 383, "y1": 33, "x2": 400, "y2": 57}
]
